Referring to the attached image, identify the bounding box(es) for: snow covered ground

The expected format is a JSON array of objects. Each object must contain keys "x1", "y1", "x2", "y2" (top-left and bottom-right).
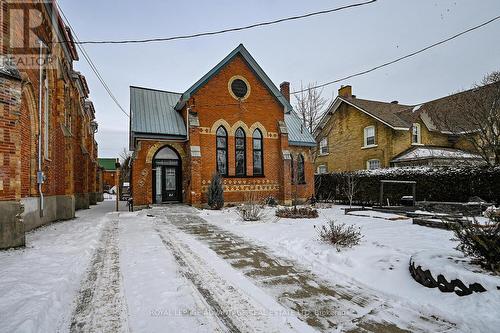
[
  {"x1": 1, "y1": 202, "x2": 498, "y2": 332},
  {"x1": 201, "y1": 205, "x2": 500, "y2": 333}
]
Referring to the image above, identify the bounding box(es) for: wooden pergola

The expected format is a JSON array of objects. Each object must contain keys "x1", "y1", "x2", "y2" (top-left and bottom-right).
[{"x1": 379, "y1": 180, "x2": 417, "y2": 206}]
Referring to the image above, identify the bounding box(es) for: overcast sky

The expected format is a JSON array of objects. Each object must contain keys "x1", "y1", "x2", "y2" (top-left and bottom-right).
[{"x1": 59, "y1": 0, "x2": 500, "y2": 158}]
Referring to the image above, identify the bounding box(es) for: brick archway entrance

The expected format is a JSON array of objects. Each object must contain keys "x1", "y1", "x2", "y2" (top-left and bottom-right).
[{"x1": 152, "y1": 146, "x2": 182, "y2": 203}]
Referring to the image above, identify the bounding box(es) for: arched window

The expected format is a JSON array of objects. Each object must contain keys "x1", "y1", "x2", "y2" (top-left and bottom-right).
[
  {"x1": 297, "y1": 154, "x2": 305, "y2": 184},
  {"x1": 216, "y1": 126, "x2": 228, "y2": 176},
  {"x1": 290, "y1": 155, "x2": 295, "y2": 184},
  {"x1": 235, "y1": 127, "x2": 246, "y2": 176},
  {"x1": 252, "y1": 129, "x2": 263, "y2": 176}
]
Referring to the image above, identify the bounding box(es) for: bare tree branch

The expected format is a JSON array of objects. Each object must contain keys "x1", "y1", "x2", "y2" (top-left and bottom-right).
[{"x1": 294, "y1": 82, "x2": 327, "y2": 134}]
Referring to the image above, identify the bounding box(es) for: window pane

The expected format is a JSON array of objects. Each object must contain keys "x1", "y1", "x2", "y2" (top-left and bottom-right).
[
  {"x1": 253, "y1": 151, "x2": 262, "y2": 175},
  {"x1": 253, "y1": 138, "x2": 261, "y2": 150},
  {"x1": 217, "y1": 150, "x2": 227, "y2": 174},
  {"x1": 253, "y1": 129, "x2": 262, "y2": 138},
  {"x1": 217, "y1": 137, "x2": 226, "y2": 148},
  {"x1": 297, "y1": 156, "x2": 305, "y2": 183},
  {"x1": 235, "y1": 128, "x2": 245, "y2": 138},
  {"x1": 217, "y1": 126, "x2": 227, "y2": 137},
  {"x1": 236, "y1": 151, "x2": 245, "y2": 175},
  {"x1": 236, "y1": 137, "x2": 245, "y2": 149},
  {"x1": 366, "y1": 136, "x2": 375, "y2": 146}
]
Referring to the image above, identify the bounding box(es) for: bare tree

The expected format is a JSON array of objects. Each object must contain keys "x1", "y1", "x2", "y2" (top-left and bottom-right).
[
  {"x1": 439, "y1": 71, "x2": 500, "y2": 166},
  {"x1": 294, "y1": 82, "x2": 327, "y2": 133},
  {"x1": 119, "y1": 148, "x2": 132, "y2": 188},
  {"x1": 343, "y1": 173, "x2": 359, "y2": 208}
]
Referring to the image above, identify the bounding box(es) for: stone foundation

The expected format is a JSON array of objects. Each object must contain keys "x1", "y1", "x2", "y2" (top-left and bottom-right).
[
  {"x1": 75, "y1": 193, "x2": 90, "y2": 210},
  {"x1": 89, "y1": 192, "x2": 98, "y2": 205},
  {"x1": 21, "y1": 195, "x2": 75, "y2": 232},
  {"x1": 97, "y1": 192, "x2": 104, "y2": 202},
  {"x1": 0, "y1": 201, "x2": 25, "y2": 249}
]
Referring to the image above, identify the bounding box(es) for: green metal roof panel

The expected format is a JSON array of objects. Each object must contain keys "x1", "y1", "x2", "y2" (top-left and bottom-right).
[
  {"x1": 285, "y1": 111, "x2": 317, "y2": 146},
  {"x1": 98, "y1": 158, "x2": 117, "y2": 170},
  {"x1": 130, "y1": 86, "x2": 186, "y2": 136}
]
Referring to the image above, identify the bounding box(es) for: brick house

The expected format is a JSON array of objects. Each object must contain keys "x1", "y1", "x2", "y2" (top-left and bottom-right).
[
  {"x1": 98, "y1": 158, "x2": 118, "y2": 192},
  {"x1": 129, "y1": 44, "x2": 316, "y2": 208},
  {"x1": 0, "y1": 1, "x2": 101, "y2": 249},
  {"x1": 314, "y1": 85, "x2": 485, "y2": 173}
]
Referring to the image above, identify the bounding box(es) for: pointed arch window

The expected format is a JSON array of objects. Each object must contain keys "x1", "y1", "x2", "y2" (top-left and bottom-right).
[
  {"x1": 290, "y1": 155, "x2": 295, "y2": 184},
  {"x1": 216, "y1": 126, "x2": 228, "y2": 176},
  {"x1": 297, "y1": 154, "x2": 305, "y2": 184},
  {"x1": 235, "y1": 127, "x2": 246, "y2": 176},
  {"x1": 252, "y1": 129, "x2": 263, "y2": 176}
]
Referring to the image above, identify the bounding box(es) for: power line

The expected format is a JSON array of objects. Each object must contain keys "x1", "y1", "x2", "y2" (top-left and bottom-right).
[
  {"x1": 291, "y1": 14, "x2": 500, "y2": 94},
  {"x1": 70, "y1": 0, "x2": 377, "y2": 45},
  {"x1": 55, "y1": 2, "x2": 130, "y2": 118}
]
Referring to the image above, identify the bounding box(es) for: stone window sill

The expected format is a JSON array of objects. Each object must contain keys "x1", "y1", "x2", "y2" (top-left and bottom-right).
[{"x1": 361, "y1": 144, "x2": 378, "y2": 150}]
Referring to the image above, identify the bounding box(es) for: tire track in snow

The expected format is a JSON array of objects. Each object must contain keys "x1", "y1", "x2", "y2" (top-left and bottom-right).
[
  {"x1": 69, "y1": 214, "x2": 128, "y2": 333},
  {"x1": 154, "y1": 222, "x2": 307, "y2": 333}
]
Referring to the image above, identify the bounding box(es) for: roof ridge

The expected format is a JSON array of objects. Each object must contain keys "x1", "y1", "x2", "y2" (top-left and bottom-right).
[
  {"x1": 130, "y1": 85, "x2": 181, "y2": 95},
  {"x1": 342, "y1": 96, "x2": 414, "y2": 108}
]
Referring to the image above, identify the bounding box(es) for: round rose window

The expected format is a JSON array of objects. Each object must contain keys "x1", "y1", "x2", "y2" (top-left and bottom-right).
[{"x1": 231, "y1": 79, "x2": 248, "y2": 98}]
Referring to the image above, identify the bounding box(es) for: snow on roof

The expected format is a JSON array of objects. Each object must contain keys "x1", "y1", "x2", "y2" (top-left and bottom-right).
[
  {"x1": 391, "y1": 147, "x2": 482, "y2": 162},
  {"x1": 412, "y1": 104, "x2": 422, "y2": 113}
]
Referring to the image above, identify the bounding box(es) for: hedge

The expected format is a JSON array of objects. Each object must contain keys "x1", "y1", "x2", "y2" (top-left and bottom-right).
[{"x1": 315, "y1": 166, "x2": 500, "y2": 205}]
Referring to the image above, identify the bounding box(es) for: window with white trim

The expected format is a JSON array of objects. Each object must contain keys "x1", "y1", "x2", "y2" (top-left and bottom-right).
[
  {"x1": 412, "y1": 123, "x2": 421, "y2": 144},
  {"x1": 366, "y1": 159, "x2": 381, "y2": 170},
  {"x1": 364, "y1": 125, "x2": 375, "y2": 147},
  {"x1": 317, "y1": 165, "x2": 328, "y2": 174},
  {"x1": 319, "y1": 137, "x2": 328, "y2": 155}
]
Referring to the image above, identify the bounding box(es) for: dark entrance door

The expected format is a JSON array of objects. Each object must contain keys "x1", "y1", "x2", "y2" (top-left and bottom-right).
[
  {"x1": 153, "y1": 146, "x2": 182, "y2": 203},
  {"x1": 162, "y1": 166, "x2": 179, "y2": 202}
]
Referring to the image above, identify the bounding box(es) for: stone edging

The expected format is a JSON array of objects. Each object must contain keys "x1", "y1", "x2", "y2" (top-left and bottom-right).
[{"x1": 409, "y1": 257, "x2": 487, "y2": 296}]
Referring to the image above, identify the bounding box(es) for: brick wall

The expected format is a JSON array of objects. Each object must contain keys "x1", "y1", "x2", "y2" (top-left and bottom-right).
[{"x1": 131, "y1": 54, "x2": 315, "y2": 206}]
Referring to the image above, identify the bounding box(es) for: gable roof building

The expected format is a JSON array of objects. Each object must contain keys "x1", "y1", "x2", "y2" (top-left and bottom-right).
[
  {"x1": 130, "y1": 44, "x2": 315, "y2": 208},
  {"x1": 314, "y1": 85, "x2": 486, "y2": 172}
]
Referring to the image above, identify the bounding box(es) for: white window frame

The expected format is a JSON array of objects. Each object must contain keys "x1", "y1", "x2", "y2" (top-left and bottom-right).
[
  {"x1": 319, "y1": 137, "x2": 329, "y2": 155},
  {"x1": 366, "y1": 159, "x2": 381, "y2": 170},
  {"x1": 317, "y1": 165, "x2": 328, "y2": 174},
  {"x1": 363, "y1": 125, "x2": 376, "y2": 148},
  {"x1": 412, "y1": 123, "x2": 421, "y2": 144}
]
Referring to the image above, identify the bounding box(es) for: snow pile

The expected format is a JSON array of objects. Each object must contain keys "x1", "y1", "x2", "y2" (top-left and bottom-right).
[{"x1": 202, "y1": 205, "x2": 500, "y2": 332}]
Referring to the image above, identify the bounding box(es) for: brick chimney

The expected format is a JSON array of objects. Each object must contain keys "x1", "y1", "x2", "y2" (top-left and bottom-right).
[
  {"x1": 280, "y1": 81, "x2": 290, "y2": 102},
  {"x1": 338, "y1": 85, "x2": 352, "y2": 98}
]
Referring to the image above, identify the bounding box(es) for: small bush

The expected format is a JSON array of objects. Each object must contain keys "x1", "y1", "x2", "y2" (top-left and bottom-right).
[
  {"x1": 207, "y1": 173, "x2": 224, "y2": 210},
  {"x1": 316, "y1": 220, "x2": 363, "y2": 250},
  {"x1": 263, "y1": 196, "x2": 278, "y2": 207},
  {"x1": 276, "y1": 206, "x2": 318, "y2": 219},
  {"x1": 483, "y1": 206, "x2": 500, "y2": 222},
  {"x1": 237, "y1": 192, "x2": 263, "y2": 221},
  {"x1": 449, "y1": 217, "x2": 500, "y2": 273}
]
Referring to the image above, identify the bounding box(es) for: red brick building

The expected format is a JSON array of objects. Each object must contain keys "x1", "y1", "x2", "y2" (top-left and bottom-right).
[
  {"x1": 130, "y1": 45, "x2": 315, "y2": 208},
  {"x1": 0, "y1": 1, "x2": 101, "y2": 249},
  {"x1": 98, "y1": 158, "x2": 118, "y2": 192}
]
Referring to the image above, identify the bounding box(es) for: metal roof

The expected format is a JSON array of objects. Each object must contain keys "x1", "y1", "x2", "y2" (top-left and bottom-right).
[
  {"x1": 130, "y1": 86, "x2": 186, "y2": 137},
  {"x1": 98, "y1": 158, "x2": 117, "y2": 171},
  {"x1": 285, "y1": 111, "x2": 316, "y2": 146}
]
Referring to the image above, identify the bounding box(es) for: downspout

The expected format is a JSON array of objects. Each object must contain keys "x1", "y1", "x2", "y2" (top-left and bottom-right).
[
  {"x1": 185, "y1": 106, "x2": 190, "y2": 142},
  {"x1": 37, "y1": 40, "x2": 44, "y2": 217}
]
